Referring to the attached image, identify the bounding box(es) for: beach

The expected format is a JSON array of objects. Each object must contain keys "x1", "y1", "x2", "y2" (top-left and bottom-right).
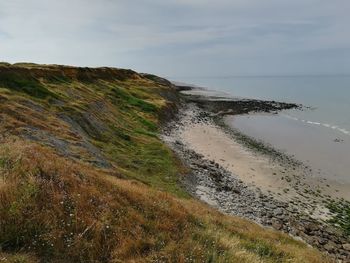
[{"x1": 162, "y1": 86, "x2": 350, "y2": 260}]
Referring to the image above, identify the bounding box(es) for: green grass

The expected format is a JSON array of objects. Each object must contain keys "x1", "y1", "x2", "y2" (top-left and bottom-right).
[
  {"x1": 0, "y1": 73, "x2": 57, "y2": 99},
  {"x1": 327, "y1": 199, "x2": 350, "y2": 236},
  {"x1": 1, "y1": 182, "x2": 41, "y2": 251},
  {"x1": 109, "y1": 85, "x2": 157, "y2": 113},
  {"x1": 102, "y1": 138, "x2": 188, "y2": 198},
  {"x1": 138, "y1": 116, "x2": 158, "y2": 132},
  {"x1": 243, "y1": 240, "x2": 287, "y2": 262}
]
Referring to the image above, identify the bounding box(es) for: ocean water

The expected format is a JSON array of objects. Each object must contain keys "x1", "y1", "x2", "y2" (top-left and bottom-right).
[{"x1": 174, "y1": 76, "x2": 350, "y2": 183}]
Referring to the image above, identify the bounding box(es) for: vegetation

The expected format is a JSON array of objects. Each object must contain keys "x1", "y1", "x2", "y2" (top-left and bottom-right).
[
  {"x1": 327, "y1": 199, "x2": 350, "y2": 235},
  {"x1": 0, "y1": 72, "x2": 57, "y2": 99},
  {"x1": 0, "y1": 63, "x2": 330, "y2": 262}
]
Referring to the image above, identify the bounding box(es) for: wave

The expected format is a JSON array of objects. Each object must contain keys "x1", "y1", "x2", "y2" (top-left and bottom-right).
[{"x1": 282, "y1": 114, "x2": 350, "y2": 135}]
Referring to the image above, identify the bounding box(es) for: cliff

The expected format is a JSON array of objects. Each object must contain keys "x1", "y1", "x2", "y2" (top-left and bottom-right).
[{"x1": 0, "y1": 63, "x2": 328, "y2": 262}]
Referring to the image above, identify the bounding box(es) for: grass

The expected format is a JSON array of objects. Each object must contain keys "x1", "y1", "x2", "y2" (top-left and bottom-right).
[
  {"x1": 0, "y1": 63, "x2": 331, "y2": 262},
  {"x1": 0, "y1": 253, "x2": 39, "y2": 263},
  {"x1": 110, "y1": 86, "x2": 158, "y2": 113},
  {"x1": 327, "y1": 199, "x2": 350, "y2": 236},
  {"x1": 0, "y1": 140, "x2": 329, "y2": 263},
  {"x1": 0, "y1": 72, "x2": 57, "y2": 100}
]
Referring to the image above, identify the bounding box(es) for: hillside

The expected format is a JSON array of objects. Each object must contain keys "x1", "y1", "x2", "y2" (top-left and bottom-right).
[{"x1": 0, "y1": 63, "x2": 330, "y2": 262}]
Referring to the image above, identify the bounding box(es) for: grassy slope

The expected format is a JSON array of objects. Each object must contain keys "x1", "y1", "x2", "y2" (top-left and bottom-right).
[{"x1": 0, "y1": 63, "x2": 330, "y2": 263}]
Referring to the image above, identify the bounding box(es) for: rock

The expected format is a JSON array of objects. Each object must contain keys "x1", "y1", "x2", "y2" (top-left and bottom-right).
[
  {"x1": 315, "y1": 237, "x2": 328, "y2": 246},
  {"x1": 324, "y1": 241, "x2": 337, "y2": 253},
  {"x1": 324, "y1": 226, "x2": 343, "y2": 237},
  {"x1": 272, "y1": 219, "x2": 283, "y2": 230},
  {"x1": 232, "y1": 188, "x2": 241, "y2": 194},
  {"x1": 342, "y1": 243, "x2": 350, "y2": 251},
  {"x1": 303, "y1": 235, "x2": 316, "y2": 245},
  {"x1": 277, "y1": 202, "x2": 287, "y2": 208},
  {"x1": 339, "y1": 249, "x2": 349, "y2": 256},
  {"x1": 175, "y1": 140, "x2": 183, "y2": 145},
  {"x1": 265, "y1": 203, "x2": 277, "y2": 209},
  {"x1": 266, "y1": 212, "x2": 273, "y2": 219},
  {"x1": 274, "y1": 208, "x2": 284, "y2": 216},
  {"x1": 304, "y1": 222, "x2": 319, "y2": 234}
]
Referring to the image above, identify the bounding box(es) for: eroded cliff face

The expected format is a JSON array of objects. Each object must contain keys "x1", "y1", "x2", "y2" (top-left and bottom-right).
[
  {"x1": 0, "y1": 63, "x2": 140, "y2": 82},
  {"x1": 0, "y1": 63, "x2": 180, "y2": 169}
]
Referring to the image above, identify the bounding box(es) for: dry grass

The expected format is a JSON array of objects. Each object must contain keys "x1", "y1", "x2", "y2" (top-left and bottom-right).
[
  {"x1": 0, "y1": 140, "x2": 330, "y2": 263},
  {"x1": 0, "y1": 252, "x2": 39, "y2": 263}
]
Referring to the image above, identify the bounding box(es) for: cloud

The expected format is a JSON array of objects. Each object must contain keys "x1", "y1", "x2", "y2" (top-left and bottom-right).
[{"x1": 0, "y1": 0, "x2": 349, "y2": 75}]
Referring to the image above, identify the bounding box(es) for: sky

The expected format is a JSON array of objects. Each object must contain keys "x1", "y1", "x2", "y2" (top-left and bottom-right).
[{"x1": 0, "y1": 0, "x2": 349, "y2": 78}]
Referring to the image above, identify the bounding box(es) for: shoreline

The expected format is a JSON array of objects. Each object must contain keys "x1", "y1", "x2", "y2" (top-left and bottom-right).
[
  {"x1": 0, "y1": 63, "x2": 339, "y2": 262},
  {"x1": 162, "y1": 86, "x2": 350, "y2": 261}
]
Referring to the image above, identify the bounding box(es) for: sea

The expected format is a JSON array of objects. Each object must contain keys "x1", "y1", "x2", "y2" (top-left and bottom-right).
[{"x1": 172, "y1": 76, "x2": 350, "y2": 184}]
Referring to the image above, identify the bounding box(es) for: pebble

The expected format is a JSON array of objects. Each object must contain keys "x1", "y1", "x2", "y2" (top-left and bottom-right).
[
  {"x1": 162, "y1": 103, "x2": 350, "y2": 261},
  {"x1": 343, "y1": 243, "x2": 350, "y2": 251}
]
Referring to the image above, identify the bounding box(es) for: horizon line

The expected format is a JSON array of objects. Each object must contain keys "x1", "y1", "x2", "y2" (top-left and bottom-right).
[{"x1": 167, "y1": 73, "x2": 350, "y2": 79}]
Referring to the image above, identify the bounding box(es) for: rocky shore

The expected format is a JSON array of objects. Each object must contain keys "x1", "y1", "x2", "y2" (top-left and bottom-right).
[{"x1": 162, "y1": 91, "x2": 350, "y2": 262}]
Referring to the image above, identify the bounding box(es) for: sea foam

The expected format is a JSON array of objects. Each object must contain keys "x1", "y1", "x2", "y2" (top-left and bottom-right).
[{"x1": 282, "y1": 114, "x2": 350, "y2": 136}]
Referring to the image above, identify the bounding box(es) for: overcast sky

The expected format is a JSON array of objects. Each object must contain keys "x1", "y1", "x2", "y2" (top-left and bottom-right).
[{"x1": 0, "y1": 0, "x2": 349, "y2": 77}]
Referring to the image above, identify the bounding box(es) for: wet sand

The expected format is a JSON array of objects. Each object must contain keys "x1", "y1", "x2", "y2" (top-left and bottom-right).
[
  {"x1": 180, "y1": 121, "x2": 296, "y2": 199},
  {"x1": 227, "y1": 113, "x2": 350, "y2": 187},
  {"x1": 176, "y1": 104, "x2": 350, "y2": 219}
]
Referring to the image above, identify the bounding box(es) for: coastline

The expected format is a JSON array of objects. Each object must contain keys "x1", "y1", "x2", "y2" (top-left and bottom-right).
[
  {"x1": 0, "y1": 63, "x2": 340, "y2": 262},
  {"x1": 162, "y1": 85, "x2": 350, "y2": 261}
]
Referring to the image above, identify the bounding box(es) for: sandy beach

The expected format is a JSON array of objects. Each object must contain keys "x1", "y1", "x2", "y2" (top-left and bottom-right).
[{"x1": 162, "y1": 90, "x2": 350, "y2": 259}]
